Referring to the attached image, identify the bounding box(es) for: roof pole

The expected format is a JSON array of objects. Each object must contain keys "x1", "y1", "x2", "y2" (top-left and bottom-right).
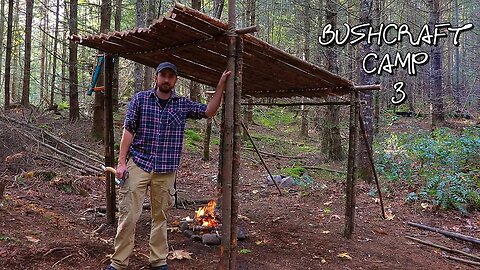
[{"x1": 220, "y1": 0, "x2": 237, "y2": 268}]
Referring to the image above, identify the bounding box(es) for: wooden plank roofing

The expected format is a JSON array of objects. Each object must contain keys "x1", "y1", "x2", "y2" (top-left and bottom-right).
[{"x1": 71, "y1": 3, "x2": 355, "y2": 98}]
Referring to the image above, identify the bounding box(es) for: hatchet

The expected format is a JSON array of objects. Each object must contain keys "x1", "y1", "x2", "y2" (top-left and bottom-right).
[{"x1": 101, "y1": 165, "x2": 128, "y2": 186}]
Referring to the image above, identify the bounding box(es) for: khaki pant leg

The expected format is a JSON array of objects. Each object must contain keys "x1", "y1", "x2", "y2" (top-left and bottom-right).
[
  {"x1": 148, "y1": 171, "x2": 176, "y2": 267},
  {"x1": 111, "y1": 159, "x2": 151, "y2": 270}
]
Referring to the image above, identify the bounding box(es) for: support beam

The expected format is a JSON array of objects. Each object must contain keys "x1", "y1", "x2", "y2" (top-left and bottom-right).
[
  {"x1": 242, "y1": 101, "x2": 350, "y2": 107},
  {"x1": 104, "y1": 54, "x2": 116, "y2": 224},
  {"x1": 220, "y1": 0, "x2": 237, "y2": 268},
  {"x1": 235, "y1": 25, "x2": 259, "y2": 35},
  {"x1": 344, "y1": 91, "x2": 359, "y2": 238}
]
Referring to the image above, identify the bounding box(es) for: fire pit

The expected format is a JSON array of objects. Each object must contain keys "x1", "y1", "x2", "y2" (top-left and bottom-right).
[{"x1": 177, "y1": 200, "x2": 247, "y2": 245}]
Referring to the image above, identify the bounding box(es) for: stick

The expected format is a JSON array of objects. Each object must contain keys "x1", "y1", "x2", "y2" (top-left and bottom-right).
[
  {"x1": 358, "y1": 105, "x2": 386, "y2": 219},
  {"x1": 51, "y1": 254, "x2": 74, "y2": 268},
  {"x1": 407, "y1": 222, "x2": 480, "y2": 246},
  {"x1": 242, "y1": 147, "x2": 303, "y2": 159},
  {"x1": 303, "y1": 166, "x2": 346, "y2": 174},
  {"x1": 406, "y1": 236, "x2": 480, "y2": 262},
  {"x1": 241, "y1": 121, "x2": 282, "y2": 195},
  {"x1": 443, "y1": 254, "x2": 480, "y2": 266}
]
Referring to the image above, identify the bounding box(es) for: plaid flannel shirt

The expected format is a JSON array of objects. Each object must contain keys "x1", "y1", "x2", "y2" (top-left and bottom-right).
[{"x1": 124, "y1": 89, "x2": 207, "y2": 173}]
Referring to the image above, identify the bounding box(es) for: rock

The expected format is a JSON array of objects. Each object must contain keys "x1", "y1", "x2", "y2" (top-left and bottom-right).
[
  {"x1": 266, "y1": 175, "x2": 283, "y2": 186},
  {"x1": 190, "y1": 234, "x2": 202, "y2": 242},
  {"x1": 183, "y1": 229, "x2": 194, "y2": 238},
  {"x1": 279, "y1": 176, "x2": 294, "y2": 187},
  {"x1": 237, "y1": 226, "x2": 248, "y2": 241},
  {"x1": 179, "y1": 221, "x2": 190, "y2": 232},
  {"x1": 202, "y1": 233, "x2": 221, "y2": 245}
]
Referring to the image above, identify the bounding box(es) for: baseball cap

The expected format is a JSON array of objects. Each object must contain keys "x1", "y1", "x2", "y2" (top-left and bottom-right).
[{"x1": 156, "y1": 62, "x2": 177, "y2": 75}]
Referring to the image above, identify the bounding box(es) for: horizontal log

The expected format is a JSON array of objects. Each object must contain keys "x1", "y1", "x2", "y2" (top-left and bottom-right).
[{"x1": 407, "y1": 222, "x2": 480, "y2": 246}]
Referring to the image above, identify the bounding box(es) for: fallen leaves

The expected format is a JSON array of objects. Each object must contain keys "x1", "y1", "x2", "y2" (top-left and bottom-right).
[
  {"x1": 384, "y1": 210, "x2": 395, "y2": 220},
  {"x1": 337, "y1": 252, "x2": 353, "y2": 260},
  {"x1": 25, "y1": 236, "x2": 40, "y2": 243},
  {"x1": 168, "y1": 249, "x2": 192, "y2": 260},
  {"x1": 239, "y1": 248, "x2": 252, "y2": 254}
]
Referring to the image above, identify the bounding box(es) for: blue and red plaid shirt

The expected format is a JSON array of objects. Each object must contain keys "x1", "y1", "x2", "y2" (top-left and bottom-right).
[{"x1": 124, "y1": 89, "x2": 207, "y2": 173}]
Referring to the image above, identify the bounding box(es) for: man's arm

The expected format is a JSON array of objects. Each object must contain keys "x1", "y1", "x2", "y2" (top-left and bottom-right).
[
  {"x1": 205, "y1": 70, "x2": 232, "y2": 117},
  {"x1": 115, "y1": 128, "x2": 134, "y2": 179}
]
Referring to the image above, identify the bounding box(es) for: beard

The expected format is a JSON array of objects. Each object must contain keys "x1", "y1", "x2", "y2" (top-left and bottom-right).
[{"x1": 157, "y1": 83, "x2": 173, "y2": 93}]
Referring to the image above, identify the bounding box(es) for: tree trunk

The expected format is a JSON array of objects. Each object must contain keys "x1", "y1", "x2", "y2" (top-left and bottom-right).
[
  {"x1": 299, "y1": 0, "x2": 311, "y2": 138},
  {"x1": 321, "y1": 0, "x2": 345, "y2": 161},
  {"x1": 133, "y1": 0, "x2": 145, "y2": 93},
  {"x1": 4, "y1": 0, "x2": 13, "y2": 107},
  {"x1": 429, "y1": 0, "x2": 444, "y2": 129},
  {"x1": 357, "y1": 0, "x2": 375, "y2": 183},
  {"x1": 21, "y1": 0, "x2": 34, "y2": 106},
  {"x1": 11, "y1": 0, "x2": 20, "y2": 103},
  {"x1": 112, "y1": 0, "x2": 122, "y2": 110},
  {"x1": 92, "y1": 0, "x2": 112, "y2": 140},
  {"x1": 69, "y1": 0, "x2": 79, "y2": 121},
  {"x1": 39, "y1": 0, "x2": 49, "y2": 105},
  {"x1": 189, "y1": 0, "x2": 201, "y2": 102},
  {"x1": 452, "y1": 0, "x2": 462, "y2": 112},
  {"x1": 243, "y1": 0, "x2": 255, "y2": 138},
  {"x1": 49, "y1": 0, "x2": 61, "y2": 108},
  {"x1": 143, "y1": 0, "x2": 155, "y2": 90},
  {"x1": 213, "y1": 0, "x2": 224, "y2": 19},
  {"x1": 0, "y1": 0, "x2": 5, "y2": 98}
]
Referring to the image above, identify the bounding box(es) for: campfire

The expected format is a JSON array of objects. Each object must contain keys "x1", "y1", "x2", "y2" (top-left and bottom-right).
[
  {"x1": 177, "y1": 199, "x2": 248, "y2": 245},
  {"x1": 195, "y1": 200, "x2": 219, "y2": 228}
]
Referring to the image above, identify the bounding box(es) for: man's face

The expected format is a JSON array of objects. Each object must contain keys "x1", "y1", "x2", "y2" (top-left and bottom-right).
[{"x1": 155, "y1": 69, "x2": 177, "y2": 93}]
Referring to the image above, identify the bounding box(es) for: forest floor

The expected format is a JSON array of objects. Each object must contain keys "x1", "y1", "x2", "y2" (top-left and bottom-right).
[{"x1": 0, "y1": 107, "x2": 479, "y2": 270}]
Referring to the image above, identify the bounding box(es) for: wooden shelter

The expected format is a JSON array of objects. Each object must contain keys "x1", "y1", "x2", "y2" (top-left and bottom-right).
[{"x1": 72, "y1": 3, "x2": 381, "y2": 269}]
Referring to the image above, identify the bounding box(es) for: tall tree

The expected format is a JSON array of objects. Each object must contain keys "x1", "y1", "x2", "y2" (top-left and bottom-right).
[
  {"x1": 322, "y1": 0, "x2": 345, "y2": 161},
  {"x1": 189, "y1": 0, "x2": 201, "y2": 102},
  {"x1": 39, "y1": 0, "x2": 49, "y2": 105},
  {"x1": 357, "y1": 0, "x2": 375, "y2": 183},
  {"x1": 92, "y1": 0, "x2": 112, "y2": 139},
  {"x1": 69, "y1": 0, "x2": 79, "y2": 121},
  {"x1": 4, "y1": 0, "x2": 13, "y2": 107},
  {"x1": 112, "y1": 0, "x2": 122, "y2": 109},
  {"x1": 133, "y1": 0, "x2": 145, "y2": 93},
  {"x1": 11, "y1": 0, "x2": 20, "y2": 103},
  {"x1": 143, "y1": 0, "x2": 155, "y2": 91},
  {"x1": 300, "y1": 0, "x2": 310, "y2": 138},
  {"x1": 452, "y1": 0, "x2": 462, "y2": 112},
  {"x1": 429, "y1": 0, "x2": 444, "y2": 128},
  {"x1": 49, "y1": 0, "x2": 61, "y2": 108},
  {"x1": 0, "y1": 0, "x2": 5, "y2": 96},
  {"x1": 213, "y1": 0, "x2": 224, "y2": 19},
  {"x1": 21, "y1": 0, "x2": 34, "y2": 106}
]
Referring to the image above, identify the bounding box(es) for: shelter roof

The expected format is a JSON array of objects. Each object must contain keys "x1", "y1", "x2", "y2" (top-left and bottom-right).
[{"x1": 71, "y1": 3, "x2": 355, "y2": 98}]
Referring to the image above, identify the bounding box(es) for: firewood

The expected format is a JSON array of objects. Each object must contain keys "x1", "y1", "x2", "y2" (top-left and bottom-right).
[
  {"x1": 406, "y1": 236, "x2": 480, "y2": 262},
  {"x1": 407, "y1": 222, "x2": 480, "y2": 246}
]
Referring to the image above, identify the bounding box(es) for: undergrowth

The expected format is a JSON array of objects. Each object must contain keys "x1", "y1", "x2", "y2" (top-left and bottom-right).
[{"x1": 375, "y1": 127, "x2": 480, "y2": 214}]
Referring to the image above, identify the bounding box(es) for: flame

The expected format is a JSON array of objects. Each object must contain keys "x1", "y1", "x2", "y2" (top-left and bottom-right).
[{"x1": 195, "y1": 200, "x2": 218, "y2": 227}]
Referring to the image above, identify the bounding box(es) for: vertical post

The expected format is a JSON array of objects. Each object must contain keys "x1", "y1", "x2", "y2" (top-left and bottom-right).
[
  {"x1": 230, "y1": 35, "x2": 243, "y2": 269},
  {"x1": 344, "y1": 91, "x2": 359, "y2": 238},
  {"x1": 104, "y1": 53, "x2": 116, "y2": 224},
  {"x1": 220, "y1": 0, "x2": 236, "y2": 268}
]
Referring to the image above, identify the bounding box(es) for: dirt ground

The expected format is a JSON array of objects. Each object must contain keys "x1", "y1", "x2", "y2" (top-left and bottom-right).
[{"x1": 0, "y1": 110, "x2": 479, "y2": 270}]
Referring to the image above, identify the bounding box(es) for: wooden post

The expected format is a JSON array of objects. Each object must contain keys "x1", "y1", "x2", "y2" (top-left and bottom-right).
[
  {"x1": 230, "y1": 35, "x2": 243, "y2": 270},
  {"x1": 344, "y1": 91, "x2": 359, "y2": 238},
  {"x1": 104, "y1": 53, "x2": 116, "y2": 224},
  {"x1": 220, "y1": 0, "x2": 237, "y2": 268}
]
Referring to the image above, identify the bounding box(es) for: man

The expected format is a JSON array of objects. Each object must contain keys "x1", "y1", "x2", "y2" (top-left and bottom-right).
[{"x1": 106, "y1": 62, "x2": 231, "y2": 270}]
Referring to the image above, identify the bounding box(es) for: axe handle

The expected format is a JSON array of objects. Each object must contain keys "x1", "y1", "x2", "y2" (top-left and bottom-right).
[{"x1": 104, "y1": 166, "x2": 117, "y2": 174}]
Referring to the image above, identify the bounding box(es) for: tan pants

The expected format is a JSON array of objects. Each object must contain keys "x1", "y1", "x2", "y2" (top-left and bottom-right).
[{"x1": 110, "y1": 159, "x2": 176, "y2": 270}]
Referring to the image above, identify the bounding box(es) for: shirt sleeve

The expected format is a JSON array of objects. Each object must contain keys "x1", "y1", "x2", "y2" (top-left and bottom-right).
[
  {"x1": 185, "y1": 99, "x2": 208, "y2": 119},
  {"x1": 123, "y1": 94, "x2": 140, "y2": 133}
]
